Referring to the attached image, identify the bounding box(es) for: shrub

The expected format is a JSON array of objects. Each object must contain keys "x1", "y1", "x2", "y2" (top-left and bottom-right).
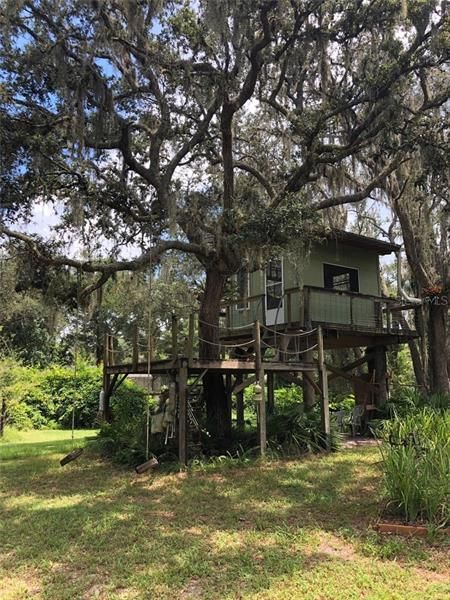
[
  {"x1": 0, "y1": 359, "x2": 148, "y2": 432},
  {"x1": 378, "y1": 408, "x2": 450, "y2": 527},
  {"x1": 267, "y1": 404, "x2": 341, "y2": 454},
  {"x1": 96, "y1": 386, "x2": 151, "y2": 464}
]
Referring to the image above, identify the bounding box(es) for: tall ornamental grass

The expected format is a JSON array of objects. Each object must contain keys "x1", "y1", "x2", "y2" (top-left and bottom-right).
[{"x1": 378, "y1": 408, "x2": 450, "y2": 528}]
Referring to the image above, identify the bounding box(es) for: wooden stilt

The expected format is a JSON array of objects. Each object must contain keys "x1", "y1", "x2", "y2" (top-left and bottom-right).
[
  {"x1": 235, "y1": 373, "x2": 245, "y2": 430},
  {"x1": 317, "y1": 326, "x2": 330, "y2": 449},
  {"x1": 225, "y1": 373, "x2": 232, "y2": 426},
  {"x1": 254, "y1": 320, "x2": 266, "y2": 456},
  {"x1": 267, "y1": 371, "x2": 275, "y2": 414},
  {"x1": 302, "y1": 347, "x2": 316, "y2": 409},
  {"x1": 178, "y1": 362, "x2": 188, "y2": 466},
  {"x1": 367, "y1": 345, "x2": 388, "y2": 406}
]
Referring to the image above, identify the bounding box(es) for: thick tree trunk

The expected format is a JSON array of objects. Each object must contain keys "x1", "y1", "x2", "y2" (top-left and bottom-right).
[
  {"x1": 367, "y1": 346, "x2": 388, "y2": 406},
  {"x1": 428, "y1": 300, "x2": 450, "y2": 395},
  {"x1": 199, "y1": 268, "x2": 231, "y2": 442},
  {"x1": 302, "y1": 349, "x2": 316, "y2": 409}
]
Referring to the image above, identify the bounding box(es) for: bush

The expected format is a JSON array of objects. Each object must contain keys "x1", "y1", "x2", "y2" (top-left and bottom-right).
[
  {"x1": 267, "y1": 404, "x2": 341, "y2": 454},
  {"x1": 96, "y1": 386, "x2": 151, "y2": 464},
  {"x1": 377, "y1": 408, "x2": 450, "y2": 527},
  {"x1": 0, "y1": 359, "x2": 148, "y2": 431}
]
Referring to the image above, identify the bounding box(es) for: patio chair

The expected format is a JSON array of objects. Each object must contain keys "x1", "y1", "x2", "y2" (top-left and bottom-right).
[{"x1": 349, "y1": 405, "x2": 365, "y2": 437}]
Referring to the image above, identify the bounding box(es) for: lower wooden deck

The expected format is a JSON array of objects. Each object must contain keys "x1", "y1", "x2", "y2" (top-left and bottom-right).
[{"x1": 105, "y1": 357, "x2": 318, "y2": 376}]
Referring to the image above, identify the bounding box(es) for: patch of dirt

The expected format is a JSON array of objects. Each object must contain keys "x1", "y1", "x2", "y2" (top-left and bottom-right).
[
  {"x1": 82, "y1": 583, "x2": 104, "y2": 599},
  {"x1": 179, "y1": 578, "x2": 204, "y2": 599},
  {"x1": 316, "y1": 539, "x2": 357, "y2": 561},
  {"x1": 304, "y1": 536, "x2": 357, "y2": 564},
  {"x1": 343, "y1": 438, "x2": 378, "y2": 448},
  {"x1": 412, "y1": 567, "x2": 450, "y2": 583}
]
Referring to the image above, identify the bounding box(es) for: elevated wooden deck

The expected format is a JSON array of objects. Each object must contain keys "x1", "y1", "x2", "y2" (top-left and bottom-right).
[
  {"x1": 105, "y1": 356, "x2": 319, "y2": 376},
  {"x1": 225, "y1": 286, "x2": 419, "y2": 348}
]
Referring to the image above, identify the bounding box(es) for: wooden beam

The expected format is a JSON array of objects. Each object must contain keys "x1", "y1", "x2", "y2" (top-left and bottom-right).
[
  {"x1": 232, "y1": 375, "x2": 256, "y2": 395},
  {"x1": 226, "y1": 373, "x2": 232, "y2": 426},
  {"x1": 254, "y1": 320, "x2": 266, "y2": 456},
  {"x1": 187, "y1": 368, "x2": 208, "y2": 391},
  {"x1": 317, "y1": 326, "x2": 330, "y2": 449},
  {"x1": 235, "y1": 373, "x2": 245, "y2": 430},
  {"x1": 326, "y1": 363, "x2": 376, "y2": 386},
  {"x1": 328, "y1": 353, "x2": 373, "y2": 382},
  {"x1": 302, "y1": 371, "x2": 323, "y2": 396},
  {"x1": 267, "y1": 371, "x2": 274, "y2": 414},
  {"x1": 178, "y1": 363, "x2": 188, "y2": 466}
]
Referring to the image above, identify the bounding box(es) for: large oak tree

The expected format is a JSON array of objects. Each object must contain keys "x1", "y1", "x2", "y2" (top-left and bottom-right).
[{"x1": 1, "y1": 0, "x2": 449, "y2": 436}]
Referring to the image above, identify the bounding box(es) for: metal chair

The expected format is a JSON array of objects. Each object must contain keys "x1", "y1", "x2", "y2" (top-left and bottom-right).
[{"x1": 349, "y1": 405, "x2": 365, "y2": 437}]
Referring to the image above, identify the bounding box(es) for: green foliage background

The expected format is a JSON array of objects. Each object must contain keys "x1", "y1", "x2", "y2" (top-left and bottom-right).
[{"x1": 0, "y1": 360, "x2": 147, "y2": 430}]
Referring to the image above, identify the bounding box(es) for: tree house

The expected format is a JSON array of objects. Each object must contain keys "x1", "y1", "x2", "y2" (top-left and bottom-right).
[{"x1": 103, "y1": 230, "x2": 420, "y2": 464}]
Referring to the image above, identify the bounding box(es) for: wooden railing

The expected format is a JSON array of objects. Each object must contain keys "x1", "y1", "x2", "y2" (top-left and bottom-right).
[{"x1": 226, "y1": 286, "x2": 419, "y2": 334}]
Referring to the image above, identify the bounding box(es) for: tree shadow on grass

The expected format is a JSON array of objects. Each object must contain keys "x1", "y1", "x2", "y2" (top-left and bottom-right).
[{"x1": 0, "y1": 448, "x2": 447, "y2": 599}]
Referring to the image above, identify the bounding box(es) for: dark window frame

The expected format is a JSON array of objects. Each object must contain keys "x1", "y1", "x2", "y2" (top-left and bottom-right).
[{"x1": 323, "y1": 263, "x2": 360, "y2": 293}]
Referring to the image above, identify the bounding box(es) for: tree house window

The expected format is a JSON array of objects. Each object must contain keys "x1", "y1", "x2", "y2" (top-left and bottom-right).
[{"x1": 323, "y1": 263, "x2": 359, "y2": 292}]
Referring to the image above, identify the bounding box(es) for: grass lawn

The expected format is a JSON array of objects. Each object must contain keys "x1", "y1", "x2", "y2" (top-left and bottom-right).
[
  {"x1": 0, "y1": 432, "x2": 448, "y2": 599},
  {"x1": 0, "y1": 429, "x2": 98, "y2": 460}
]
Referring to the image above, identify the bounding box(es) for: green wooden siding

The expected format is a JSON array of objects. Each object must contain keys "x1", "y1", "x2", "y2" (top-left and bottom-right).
[{"x1": 229, "y1": 239, "x2": 383, "y2": 329}]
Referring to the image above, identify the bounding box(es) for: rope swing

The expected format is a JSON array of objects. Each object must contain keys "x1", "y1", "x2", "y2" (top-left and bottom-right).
[{"x1": 60, "y1": 266, "x2": 84, "y2": 466}]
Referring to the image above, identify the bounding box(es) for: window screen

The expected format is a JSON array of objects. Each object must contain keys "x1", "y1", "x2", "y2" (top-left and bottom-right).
[{"x1": 323, "y1": 264, "x2": 359, "y2": 292}]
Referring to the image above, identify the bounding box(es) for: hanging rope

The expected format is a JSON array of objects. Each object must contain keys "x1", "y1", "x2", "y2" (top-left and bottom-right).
[
  {"x1": 197, "y1": 337, "x2": 256, "y2": 349},
  {"x1": 261, "y1": 340, "x2": 318, "y2": 355},
  {"x1": 260, "y1": 323, "x2": 318, "y2": 337},
  {"x1": 145, "y1": 243, "x2": 154, "y2": 461}
]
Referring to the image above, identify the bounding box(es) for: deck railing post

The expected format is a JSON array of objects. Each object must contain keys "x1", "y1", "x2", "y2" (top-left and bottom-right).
[
  {"x1": 254, "y1": 320, "x2": 266, "y2": 456},
  {"x1": 386, "y1": 303, "x2": 392, "y2": 333},
  {"x1": 317, "y1": 325, "x2": 330, "y2": 450}
]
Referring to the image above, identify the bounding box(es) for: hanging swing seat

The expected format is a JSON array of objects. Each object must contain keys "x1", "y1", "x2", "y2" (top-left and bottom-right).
[{"x1": 60, "y1": 447, "x2": 84, "y2": 466}]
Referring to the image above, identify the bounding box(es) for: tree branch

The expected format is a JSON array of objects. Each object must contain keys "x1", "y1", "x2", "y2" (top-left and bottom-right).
[
  {"x1": 233, "y1": 161, "x2": 275, "y2": 198},
  {"x1": 0, "y1": 226, "x2": 206, "y2": 274},
  {"x1": 314, "y1": 156, "x2": 408, "y2": 211}
]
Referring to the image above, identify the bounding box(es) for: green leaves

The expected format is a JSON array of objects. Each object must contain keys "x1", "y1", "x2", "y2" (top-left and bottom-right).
[{"x1": 378, "y1": 408, "x2": 450, "y2": 527}]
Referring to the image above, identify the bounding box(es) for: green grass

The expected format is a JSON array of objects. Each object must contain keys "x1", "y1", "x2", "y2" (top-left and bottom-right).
[
  {"x1": 0, "y1": 431, "x2": 449, "y2": 599},
  {"x1": 0, "y1": 428, "x2": 98, "y2": 460}
]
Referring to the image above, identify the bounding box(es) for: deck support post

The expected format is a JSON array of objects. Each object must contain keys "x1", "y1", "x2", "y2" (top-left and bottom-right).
[
  {"x1": 317, "y1": 326, "x2": 330, "y2": 450},
  {"x1": 254, "y1": 320, "x2": 266, "y2": 456},
  {"x1": 235, "y1": 373, "x2": 245, "y2": 430},
  {"x1": 225, "y1": 374, "x2": 232, "y2": 427},
  {"x1": 178, "y1": 362, "x2": 188, "y2": 467},
  {"x1": 367, "y1": 345, "x2": 388, "y2": 407},
  {"x1": 302, "y1": 347, "x2": 316, "y2": 410},
  {"x1": 267, "y1": 371, "x2": 275, "y2": 415}
]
